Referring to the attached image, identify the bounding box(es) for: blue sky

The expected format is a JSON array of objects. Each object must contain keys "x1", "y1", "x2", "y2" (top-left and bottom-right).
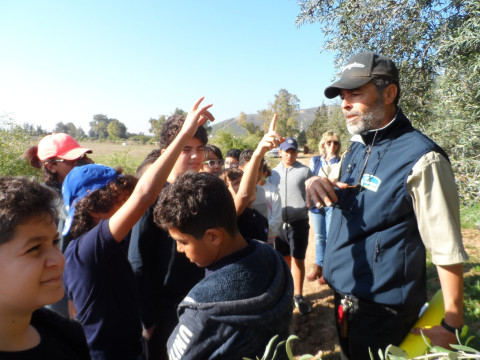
[{"x1": 0, "y1": 0, "x2": 338, "y2": 135}]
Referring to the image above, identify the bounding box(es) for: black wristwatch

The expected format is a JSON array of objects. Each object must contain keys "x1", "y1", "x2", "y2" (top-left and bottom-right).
[{"x1": 441, "y1": 318, "x2": 464, "y2": 334}]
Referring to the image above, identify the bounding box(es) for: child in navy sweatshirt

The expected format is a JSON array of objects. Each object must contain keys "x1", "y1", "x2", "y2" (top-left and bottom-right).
[{"x1": 154, "y1": 119, "x2": 293, "y2": 360}]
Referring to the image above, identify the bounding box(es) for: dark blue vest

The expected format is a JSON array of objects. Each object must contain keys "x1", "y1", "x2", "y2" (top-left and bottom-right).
[{"x1": 324, "y1": 109, "x2": 448, "y2": 307}]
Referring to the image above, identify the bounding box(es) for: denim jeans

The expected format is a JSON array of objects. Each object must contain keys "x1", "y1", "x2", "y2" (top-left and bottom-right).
[{"x1": 310, "y1": 207, "x2": 332, "y2": 266}]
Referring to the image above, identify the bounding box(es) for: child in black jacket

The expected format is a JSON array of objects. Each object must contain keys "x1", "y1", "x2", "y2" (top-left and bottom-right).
[{"x1": 154, "y1": 118, "x2": 293, "y2": 360}]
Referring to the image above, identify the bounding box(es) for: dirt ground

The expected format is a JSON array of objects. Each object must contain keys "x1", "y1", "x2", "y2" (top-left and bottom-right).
[
  {"x1": 287, "y1": 155, "x2": 480, "y2": 360},
  {"x1": 287, "y1": 209, "x2": 340, "y2": 360}
]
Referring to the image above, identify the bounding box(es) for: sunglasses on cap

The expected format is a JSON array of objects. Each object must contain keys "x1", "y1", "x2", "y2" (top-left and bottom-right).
[{"x1": 203, "y1": 159, "x2": 225, "y2": 168}]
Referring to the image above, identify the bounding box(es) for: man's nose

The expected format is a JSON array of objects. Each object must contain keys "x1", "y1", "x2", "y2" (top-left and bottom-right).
[{"x1": 342, "y1": 98, "x2": 352, "y2": 111}]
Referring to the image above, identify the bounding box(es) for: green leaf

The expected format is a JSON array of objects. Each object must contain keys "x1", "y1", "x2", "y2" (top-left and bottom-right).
[
  {"x1": 271, "y1": 340, "x2": 287, "y2": 360},
  {"x1": 285, "y1": 335, "x2": 299, "y2": 359},
  {"x1": 449, "y1": 344, "x2": 480, "y2": 353},
  {"x1": 420, "y1": 330, "x2": 433, "y2": 349},
  {"x1": 298, "y1": 355, "x2": 314, "y2": 360},
  {"x1": 261, "y1": 335, "x2": 279, "y2": 360},
  {"x1": 431, "y1": 345, "x2": 452, "y2": 353},
  {"x1": 386, "y1": 345, "x2": 410, "y2": 358},
  {"x1": 370, "y1": 347, "x2": 382, "y2": 360},
  {"x1": 464, "y1": 335, "x2": 476, "y2": 347},
  {"x1": 447, "y1": 352, "x2": 459, "y2": 360}
]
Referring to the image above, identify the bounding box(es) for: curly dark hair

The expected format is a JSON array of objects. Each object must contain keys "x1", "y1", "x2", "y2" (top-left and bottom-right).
[
  {"x1": 159, "y1": 115, "x2": 208, "y2": 150},
  {"x1": 0, "y1": 177, "x2": 59, "y2": 245},
  {"x1": 154, "y1": 171, "x2": 238, "y2": 239},
  {"x1": 203, "y1": 144, "x2": 223, "y2": 160},
  {"x1": 69, "y1": 173, "x2": 138, "y2": 239},
  {"x1": 23, "y1": 145, "x2": 59, "y2": 188},
  {"x1": 218, "y1": 168, "x2": 244, "y2": 184}
]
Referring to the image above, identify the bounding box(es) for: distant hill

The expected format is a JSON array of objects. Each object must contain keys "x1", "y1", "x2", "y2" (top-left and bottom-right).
[{"x1": 210, "y1": 107, "x2": 321, "y2": 136}]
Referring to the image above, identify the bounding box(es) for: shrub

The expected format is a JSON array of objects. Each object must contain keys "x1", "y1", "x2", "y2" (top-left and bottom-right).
[{"x1": 0, "y1": 115, "x2": 39, "y2": 178}]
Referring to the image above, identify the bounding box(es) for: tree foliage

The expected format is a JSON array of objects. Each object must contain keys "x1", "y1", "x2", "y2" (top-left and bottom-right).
[
  {"x1": 211, "y1": 129, "x2": 257, "y2": 156},
  {"x1": 296, "y1": 0, "x2": 469, "y2": 125},
  {"x1": 107, "y1": 119, "x2": 127, "y2": 139},
  {"x1": 21, "y1": 123, "x2": 47, "y2": 137},
  {"x1": 239, "y1": 111, "x2": 262, "y2": 136},
  {"x1": 0, "y1": 115, "x2": 39, "y2": 177},
  {"x1": 89, "y1": 114, "x2": 111, "y2": 139},
  {"x1": 53, "y1": 122, "x2": 85, "y2": 139},
  {"x1": 259, "y1": 89, "x2": 300, "y2": 136},
  {"x1": 88, "y1": 115, "x2": 127, "y2": 140},
  {"x1": 296, "y1": 0, "x2": 480, "y2": 202},
  {"x1": 149, "y1": 115, "x2": 167, "y2": 139},
  {"x1": 428, "y1": 0, "x2": 480, "y2": 202},
  {"x1": 297, "y1": 130, "x2": 307, "y2": 147},
  {"x1": 306, "y1": 104, "x2": 349, "y2": 153},
  {"x1": 149, "y1": 108, "x2": 188, "y2": 139}
]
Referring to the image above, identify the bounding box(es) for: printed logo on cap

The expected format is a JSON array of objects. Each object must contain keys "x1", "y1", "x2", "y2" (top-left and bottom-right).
[{"x1": 342, "y1": 62, "x2": 365, "y2": 73}]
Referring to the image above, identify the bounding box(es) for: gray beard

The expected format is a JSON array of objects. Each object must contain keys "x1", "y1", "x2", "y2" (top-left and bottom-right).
[{"x1": 345, "y1": 102, "x2": 385, "y2": 135}]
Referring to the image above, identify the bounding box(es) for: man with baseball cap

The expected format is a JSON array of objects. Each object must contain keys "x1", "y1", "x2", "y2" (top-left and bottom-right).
[
  {"x1": 269, "y1": 137, "x2": 314, "y2": 315},
  {"x1": 306, "y1": 52, "x2": 468, "y2": 359}
]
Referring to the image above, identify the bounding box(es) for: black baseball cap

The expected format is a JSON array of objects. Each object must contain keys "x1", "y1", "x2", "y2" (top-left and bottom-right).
[{"x1": 324, "y1": 52, "x2": 399, "y2": 99}]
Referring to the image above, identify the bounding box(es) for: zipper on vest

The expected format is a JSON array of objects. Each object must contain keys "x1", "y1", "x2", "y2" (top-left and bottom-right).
[{"x1": 374, "y1": 239, "x2": 381, "y2": 262}]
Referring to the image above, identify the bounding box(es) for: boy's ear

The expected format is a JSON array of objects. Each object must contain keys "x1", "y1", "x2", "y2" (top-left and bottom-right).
[{"x1": 204, "y1": 228, "x2": 224, "y2": 247}]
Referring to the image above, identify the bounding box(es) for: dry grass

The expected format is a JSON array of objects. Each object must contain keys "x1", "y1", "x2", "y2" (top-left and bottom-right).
[{"x1": 79, "y1": 140, "x2": 157, "y2": 162}]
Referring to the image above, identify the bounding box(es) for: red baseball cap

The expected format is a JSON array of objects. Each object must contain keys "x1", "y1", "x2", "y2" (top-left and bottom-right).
[{"x1": 37, "y1": 133, "x2": 92, "y2": 161}]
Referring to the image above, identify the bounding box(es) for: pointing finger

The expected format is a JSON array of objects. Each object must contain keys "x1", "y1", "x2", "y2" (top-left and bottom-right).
[
  {"x1": 191, "y1": 96, "x2": 206, "y2": 111},
  {"x1": 269, "y1": 114, "x2": 277, "y2": 133}
]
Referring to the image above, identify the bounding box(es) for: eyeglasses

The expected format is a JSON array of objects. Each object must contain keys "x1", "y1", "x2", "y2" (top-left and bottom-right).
[
  {"x1": 55, "y1": 153, "x2": 88, "y2": 165},
  {"x1": 326, "y1": 141, "x2": 340, "y2": 146},
  {"x1": 224, "y1": 161, "x2": 239, "y2": 168},
  {"x1": 204, "y1": 159, "x2": 225, "y2": 168}
]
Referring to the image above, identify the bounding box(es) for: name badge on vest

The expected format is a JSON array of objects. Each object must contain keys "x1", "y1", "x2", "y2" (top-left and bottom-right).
[{"x1": 361, "y1": 174, "x2": 381, "y2": 192}]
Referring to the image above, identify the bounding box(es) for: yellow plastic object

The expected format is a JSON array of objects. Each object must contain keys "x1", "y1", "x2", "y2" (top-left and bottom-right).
[{"x1": 399, "y1": 290, "x2": 444, "y2": 358}]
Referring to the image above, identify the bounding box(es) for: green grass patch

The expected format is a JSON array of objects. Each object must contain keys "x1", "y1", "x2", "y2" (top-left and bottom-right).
[
  {"x1": 80, "y1": 141, "x2": 157, "y2": 176},
  {"x1": 460, "y1": 202, "x2": 480, "y2": 230}
]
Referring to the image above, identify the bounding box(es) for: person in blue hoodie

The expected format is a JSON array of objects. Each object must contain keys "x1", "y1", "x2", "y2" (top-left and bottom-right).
[
  {"x1": 154, "y1": 121, "x2": 293, "y2": 360},
  {"x1": 61, "y1": 97, "x2": 214, "y2": 360}
]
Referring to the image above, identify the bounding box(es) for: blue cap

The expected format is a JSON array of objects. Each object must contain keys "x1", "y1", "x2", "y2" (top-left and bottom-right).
[
  {"x1": 279, "y1": 137, "x2": 298, "y2": 151},
  {"x1": 62, "y1": 164, "x2": 119, "y2": 236}
]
